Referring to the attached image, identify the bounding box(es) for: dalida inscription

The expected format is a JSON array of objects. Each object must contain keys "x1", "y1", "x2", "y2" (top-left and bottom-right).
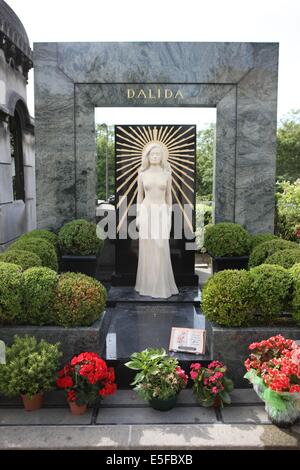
[{"x1": 127, "y1": 88, "x2": 184, "y2": 100}]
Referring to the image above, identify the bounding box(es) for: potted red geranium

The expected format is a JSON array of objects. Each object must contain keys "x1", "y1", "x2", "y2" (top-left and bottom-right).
[
  {"x1": 190, "y1": 360, "x2": 234, "y2": 408},
  {"x1": 56, "y1": 352, "x2": 117, "y2": 414}
]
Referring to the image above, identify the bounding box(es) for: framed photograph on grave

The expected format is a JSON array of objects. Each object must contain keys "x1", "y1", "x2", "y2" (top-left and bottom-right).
[{"x1": 169, "y1": 327, "x2": 206, "y2": 355}]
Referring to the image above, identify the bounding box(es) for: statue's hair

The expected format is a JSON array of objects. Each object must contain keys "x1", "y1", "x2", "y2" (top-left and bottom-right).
[{"x1": 139, "y1": 142, "x2": 171, "y2": 173}]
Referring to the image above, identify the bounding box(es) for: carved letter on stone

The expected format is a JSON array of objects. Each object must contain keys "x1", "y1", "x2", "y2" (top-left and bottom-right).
[{"x1": 127, "y1": 89, "x2": 135, "y2": 99}]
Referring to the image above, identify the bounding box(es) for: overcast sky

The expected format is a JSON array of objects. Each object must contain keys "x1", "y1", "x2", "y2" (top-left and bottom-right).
[{"x1": 6, "y1": 0, "x2": 300, "y2": 127}]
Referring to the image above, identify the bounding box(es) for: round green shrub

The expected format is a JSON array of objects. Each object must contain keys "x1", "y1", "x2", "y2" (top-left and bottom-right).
[
  {"x1": 290, "y1": 264, "x2": 300, "y2": 323},
  {"x1": 0, "y1": 262, "x2": 23, "y2": 324},
  {"x1": 0, "y1": 250, "x2": 42, "y2": 271},
  {"x1": 201, "y1": 269, "x2": 254, "y2": 326},
  {"x1": 204, "y1": 222, "x2": 251, "y2": 257},
  {"x1": 22, "y1": 267, "x2": 59, "y2": 325},
  {"x1": 8, "y1": 238, "x2": 58, "y2": 272},
  {"x1": 250, "y1": 264, "x2": 293, "y2": 323},
  {"x1": 290, "y1": 263, "x2": 300, "y2": 279},
  {"x1": 248, "y1": 239, "x2": 299, "y2": 268},
  {"x1": 264, "y1": 249, "x2": 300, "y2": 269},
  {"x1": 53, "y1": 272, "x2": 107, "y2": 327},
  {"x1": 0, "y1": 335, "x2": 62, "y2": 398},
  {"x1": 18, "y1": 229, "x2": 58, "y2": 248},
  {"x1": 58, "y1": 219, "x2": 103, "y2": 256},
  {"x1": 250, "y1": 233, "x2": 278, "y2": 250}
]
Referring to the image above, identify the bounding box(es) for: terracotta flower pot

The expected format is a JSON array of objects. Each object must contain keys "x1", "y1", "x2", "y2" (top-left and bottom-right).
[
  {"x1": 21, "y1": 393, "x2": 44, "y2": 411},
  {"x1": 68, "y1": 401, "x2": 87, "y2": 415}
]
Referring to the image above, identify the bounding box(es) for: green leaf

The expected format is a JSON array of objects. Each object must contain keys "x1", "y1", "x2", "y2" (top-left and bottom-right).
[
  {"x1": 125, "y1": 360, "x2": 142, "y2": 370},
  {"x1": 219, "y1": 390, "x2": 231, "y2": 404}
]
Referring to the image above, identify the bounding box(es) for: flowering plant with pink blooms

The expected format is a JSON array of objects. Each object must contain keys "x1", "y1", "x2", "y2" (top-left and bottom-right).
[{"x1": 190, "y1": 360, "x2": 234, "y2": 407}]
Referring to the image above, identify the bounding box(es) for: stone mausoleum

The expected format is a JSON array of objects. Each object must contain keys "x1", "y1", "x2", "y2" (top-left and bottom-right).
[
  {"x1": 0, "y1": 0, "x2": 35, "y2": 252},
  {"x1": 34, "y1": 41, "x2": 278, "y2": 236}
]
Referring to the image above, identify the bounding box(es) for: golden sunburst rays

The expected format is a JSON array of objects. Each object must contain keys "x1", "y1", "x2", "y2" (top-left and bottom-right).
[{"x1": 115, "y1": 125, "x2": 196, "y2": 234}]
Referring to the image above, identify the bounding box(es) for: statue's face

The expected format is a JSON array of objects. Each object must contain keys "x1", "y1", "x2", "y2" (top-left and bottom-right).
[{"x1": 149, "y1": 146, "x2": 163, "y2": 165}]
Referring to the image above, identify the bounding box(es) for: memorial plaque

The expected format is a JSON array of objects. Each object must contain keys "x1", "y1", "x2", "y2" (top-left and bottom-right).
[{"x1": 169, "y1": 327, "x2": 206, "y2": 355}]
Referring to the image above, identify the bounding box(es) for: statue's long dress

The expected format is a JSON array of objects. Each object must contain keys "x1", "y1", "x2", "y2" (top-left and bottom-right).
[{"x1": 135, "y1": 169, "x2": 179, "y2": 298}]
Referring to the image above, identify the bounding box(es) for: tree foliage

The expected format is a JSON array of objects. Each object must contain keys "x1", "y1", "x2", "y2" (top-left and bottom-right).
[
  {"x1": 196, "y1": 124, "x2": 215, "y2": 199},
  {"x1": 96, "y1": 124, "x2": 115, "y2": 201},
  {"x1": 276, "y1": 110, "x2": 300, "y2": 182}
]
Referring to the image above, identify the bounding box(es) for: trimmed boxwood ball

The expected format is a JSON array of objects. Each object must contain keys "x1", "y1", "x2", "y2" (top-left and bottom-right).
[
  {"x1": 289, "y1": 263, "x2": 300, "y2": 323},
  {"x1": 290, "y1": 263, "x2": 300, "y2": 279},
  {"x1": 249, "y1": 264, "x2": 293, "y2": 323},
  {"x1": 18, "y1": 229, "x2": 57, "y2": 248},
  {"x1": 204, "y1": 222, "x2": 251, "y2": 257},
  {"x1": 8, "y1": 237, "x2": 58, "y2": 272},
  {"x1": 248, "y1": 239, "x2": 299, "y2": 268},
  {"x1": 53, "y1": 272, "x2": 107, "y2": 327},
  {"x1": 0, "y1": 250, "x2": 42, "y2": 271},
  {"x1": 264, "y1": 249, "x2": 300, "y2": 269},
  {"x1": 0, "y1": 262, "x2": 23, "y2": 324},
  {"x1": 250, "y1": 233, "x2": 278, "y2": 250},
  {"x1": 201, "y1": 269, "x2": 254, "y2": 327},
  {"x1": 58, "y1": 219, "x2": 103, "y2": 256},
  {"x1": 22, "y1": 267, "x2": 59, "y2": 325}
]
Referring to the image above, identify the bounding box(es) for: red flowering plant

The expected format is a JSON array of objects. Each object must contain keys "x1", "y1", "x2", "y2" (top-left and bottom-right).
[
  {"x1": 244, "y1": 335, "x2": 300, "y2": 426},
  {"x1": 56, "y1": 352, "x2": 117, "y2": 406},
  {"x1": 190, "y1": 360, "x2": 234, "y2": 408}
]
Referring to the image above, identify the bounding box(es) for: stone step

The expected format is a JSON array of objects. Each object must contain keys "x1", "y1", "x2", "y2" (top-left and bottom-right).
[{"x1": 107, "y1": 285, "x2": 201, "y2": 306}]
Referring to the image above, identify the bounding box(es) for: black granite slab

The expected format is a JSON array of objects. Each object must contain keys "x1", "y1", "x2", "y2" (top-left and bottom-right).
[
  {"x1": 107, "y1": 286, "x2": 201, "y2": 306},
  {"x1": 101, "y1": 303, "x2": 210, "y2": 387}
]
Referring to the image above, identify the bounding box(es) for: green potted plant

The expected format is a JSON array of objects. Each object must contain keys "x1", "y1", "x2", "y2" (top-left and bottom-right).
[
  {"x1": 125, "y1": 348, "x2": 188, "y2": 411},
  {"x1": 58, "y1": 219, "x2": 103, "y2": 277},
  {"x1": 56, "y1": 352, "x2": 116, "y2": 415},
  {"x1": 0, "y1": 335, "x2": 62, "y2": 411},
  {"x1": 190, "y1": 360, "x2": 234, "y2": 408},
  {"x1": 204, "y1": 222, "x2": 251, "y2": 272}
]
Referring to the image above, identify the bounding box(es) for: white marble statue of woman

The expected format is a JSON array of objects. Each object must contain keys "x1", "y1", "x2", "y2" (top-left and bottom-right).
[{"x1": 134, "y1": 142, "x2": 179, "y2": 298}]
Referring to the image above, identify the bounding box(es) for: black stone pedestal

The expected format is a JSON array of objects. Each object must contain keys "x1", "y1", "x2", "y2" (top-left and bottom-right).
[
  {"x1": 107, "y1": 286, "x2": 201, "y2": 306},
  {"x1": 111, "y1": 273, "x2": 199, "y2": 287}
]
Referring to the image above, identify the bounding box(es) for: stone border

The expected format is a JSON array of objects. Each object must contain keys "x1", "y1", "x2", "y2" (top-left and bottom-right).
[{"x1": 0, "y1": 311, "x2": 109, "y2": 365}]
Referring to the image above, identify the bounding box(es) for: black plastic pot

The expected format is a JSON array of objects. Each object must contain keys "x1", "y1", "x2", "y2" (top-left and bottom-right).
[
  {"x1": 148, "y1": 394, "x2": 178, "y2": 411},
  {"x1": 210, "y1": 254, "x2": 249, "y2": 273},
  {"x1": 60, "y1": 255, "x2": 97, "y2": 277}
]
